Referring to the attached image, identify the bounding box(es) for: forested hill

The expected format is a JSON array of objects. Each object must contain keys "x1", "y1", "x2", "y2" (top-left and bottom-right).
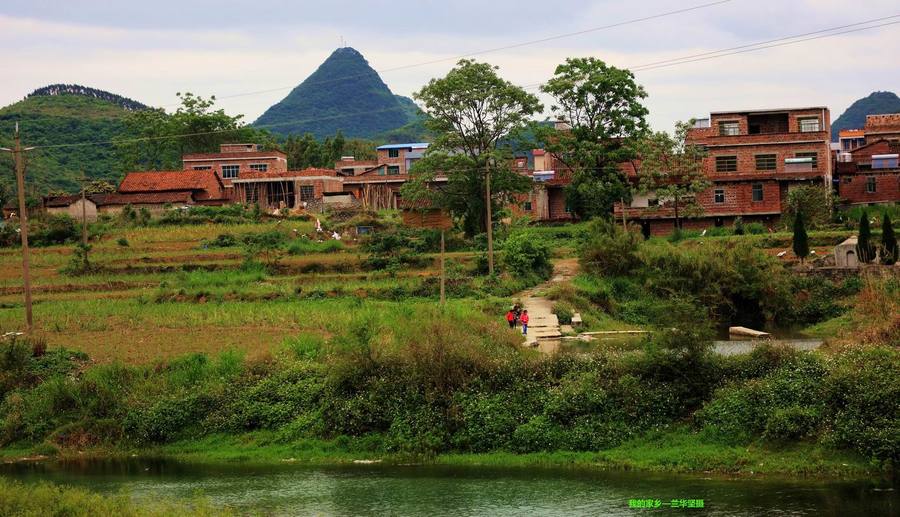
[
  {"x1": 0, "y1": 90, "x2": 141, "y2": 194},
  {"x1": 27, "y1": 84, "x2": 149, "y2": 112},
  {"x1": 253, "y1": 47, "x2": 426, "y2": 140},
  {"x1": 831, "y1": 91, "x2": 900, "y2": 141}
]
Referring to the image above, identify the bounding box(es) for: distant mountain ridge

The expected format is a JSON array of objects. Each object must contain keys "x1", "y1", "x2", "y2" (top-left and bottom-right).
[
  {"x1": 253, "y1": 47, "x2": 425, "y2": 140},
  {"x1": 831, "y1": 91, "x2": 900, "y2": 141},
  {"x1": 0, "y1": 87, "x2": 142, "y2": 193},
  {"x1": 27, "y1": 84, "x2": 149, "y2": 112}
]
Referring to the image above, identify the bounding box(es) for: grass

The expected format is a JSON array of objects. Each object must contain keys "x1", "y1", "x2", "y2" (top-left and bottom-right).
[
  {"x1": 0, "y1": 478, "x2": 226, "y2": 517},
  {"x1": 113, "y1": 428, "x2": 875, "y2": 479}
]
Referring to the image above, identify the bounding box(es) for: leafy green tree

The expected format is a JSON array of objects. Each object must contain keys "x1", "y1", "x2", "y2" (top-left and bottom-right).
[
  {"x1": 84, "y1": 180, "x2": 116, "y2": 194},
  {"x1": 635, "y1": 120, "x2": 710, "y2": 229},
  {"x1": 539, "y1": 58, "x2": 649, "y2": 219},
  {"x1": 881, "y1": 214, "x2": 897, "y2": 265},
  {"x1": 792, "y1": 210, "x2": 809, "y2": 263},
  {"x1": 857, "y1": 211, "x2": 875, "y2": 263},
  {"x1": 404, "y1": 60, "x2": 541, "y2": 236},
  {"x1": 116, "y1": 93, "x2": 275, "y2": 171},
  {"x1": 782, "y1": 185, "x2": 834, "y2": 230}
]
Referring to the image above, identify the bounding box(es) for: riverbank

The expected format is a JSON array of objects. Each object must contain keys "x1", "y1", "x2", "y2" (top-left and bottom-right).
[{"x1": 1, "y1": 427, "x2": 883, "y2": 480}]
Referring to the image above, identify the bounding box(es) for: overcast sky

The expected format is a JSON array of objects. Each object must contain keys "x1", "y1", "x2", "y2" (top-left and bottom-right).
[{"x1": 2, "y1": 0, "x2": 898, "y2": 132}]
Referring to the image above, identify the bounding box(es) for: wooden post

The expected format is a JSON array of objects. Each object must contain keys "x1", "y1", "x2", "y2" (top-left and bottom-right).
[
  {"x1": 485, "y1": 168, "x2": 494, "y2": 275},
  {"x1": 440, "y1": 230, "x2": 446, "y2": 305},
  {"x1": 11, "y1": 125, "x2": 33, "y2": 331}
]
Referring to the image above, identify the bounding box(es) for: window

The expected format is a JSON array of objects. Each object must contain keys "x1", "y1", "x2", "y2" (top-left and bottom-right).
[
  {"x1": 387, "y1": 166, "x2": 401, "y2": 175},
  {"x1": 299, "y1": 185, "x2": 315, "y2": 201},
  {"x1": 795, "y1": 151, "x2": 818, "y2": 169},
  {"x1": 648, "y1": 198, "x2": 659, "y2": 207},
  {"x1": 523, "y1": 201, "x2": 532, "y2": 211},
  {"x1": 752, "y1": 183, "x2": 764, "y2": 202},
  {"x1": 249, "y1": 163, "x2": 268, "y2": 172},
  {"x1": 798, "y1": 117, "x2": 820, "y2": 132},
  {"x1": 715, "y1": 156, "x2": 738, "y2": 173},
  {"x1": 221, "y1": 165, "x2": 239, "y2": 179},
  {"x1": 714, "y1": 189, "x2": 725, "y2": 204},
  {"x1": 755, "y1": 154, "x2": 776, "y2": 171},
  {"x1": 866, "y1": 176, "x2": 877, "y2": 194},
  {"x1": 341, "y1": 168, "x2": 355, "y2": 176},
  {"x1": 388, "y1": 148, "x2": 400, "y2": 158},
  {"x1": 192, "y1": 165, "x2": 212, "y2": 170},
  {"x1": 718, "y1": 121, "x2": 740, "y2": 136}
]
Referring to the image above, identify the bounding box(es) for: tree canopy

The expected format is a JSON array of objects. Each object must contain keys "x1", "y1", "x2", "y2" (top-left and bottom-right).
[
  {"x1": 403, "y1": 59, "x2": 542, "y2": 235},
  {"x1": 635, "y1": 120, "x2": 710, "y2": 228},
  {"x1": 539, "y1": 57, "x2": 649, "y2": 219}
]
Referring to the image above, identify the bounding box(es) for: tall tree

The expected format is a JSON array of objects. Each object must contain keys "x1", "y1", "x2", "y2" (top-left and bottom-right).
[
  {"x1": 635, "y1": 120, "x2": 710, "y2": 229},
  {"x1": 403, "y1": 59, "x2": 541, "y2": 235},
  {"x1": 881, "y1": 214, "x2": 897, "y2": 265},
  {"x1": 793, "y1": 209, "x2": 809, "y2": 263},
  {"x1": 539, "y1": 57, "x2": 649, "y2": 219},
  {"x1": 857, "y1": 211, "x2": 875, "y2": 263},
  {"x1": 115, "y1": 93, "x2": 275, "y2": 172}
]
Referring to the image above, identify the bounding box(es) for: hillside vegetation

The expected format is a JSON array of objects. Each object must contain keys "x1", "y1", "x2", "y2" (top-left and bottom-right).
[
  {"x1": 0, "y1": 94, "x2": 137, "y2": 194},
  {"x1": 253, "y1": 47, "x2": 425, "y2": 139},
  {"x1": 831, "y1": 91, "x2": 900, "y2": 141}
]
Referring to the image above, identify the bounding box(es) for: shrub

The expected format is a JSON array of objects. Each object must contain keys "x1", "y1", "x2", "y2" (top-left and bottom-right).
[
  {"x1": 116, "y1": 237, "x2": 129, "y2": 247},
  {"x1": 579, "y1": 220, "x2": 641, "y2": 276},
  {"x1": 501, "y1": 231, "x2": 551, "y2": 279},
  {"x1": 552, "y1": 301, "x2": 575, "y2": 324},
  {"x1": 31, "y1": 214, "x2": 79, "y2": 246}
]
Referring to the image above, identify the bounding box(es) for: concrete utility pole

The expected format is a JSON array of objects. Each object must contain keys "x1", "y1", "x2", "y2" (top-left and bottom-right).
[
  {"x1": 1, "y1": 123, "x2": 36, "y2": 331},
  {"x1": 440, "y1": 230, "x2": 446, "y2": 305},
  {"x1": 485, "y1": 166, "x2": 494, "y2": 276}
]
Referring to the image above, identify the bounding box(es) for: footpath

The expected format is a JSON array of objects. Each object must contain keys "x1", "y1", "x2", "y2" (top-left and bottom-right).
[{"x1": 518, "y1": 259, "x2": 578, "y2": 349}]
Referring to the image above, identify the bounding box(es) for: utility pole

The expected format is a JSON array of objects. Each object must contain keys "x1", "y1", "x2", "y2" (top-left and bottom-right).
[
  {"x1": 1, "y1": 123, "x2": 36, "y2": 331},
  {"x1": 485, "y1": 165, "x2": 494, "y2": 275},
  {"x1": 79, "y1": 173, "x2": 90, "y2": 271},
  {"x1": 440, "y1": 230, "x2": 446, "y2": 305}
]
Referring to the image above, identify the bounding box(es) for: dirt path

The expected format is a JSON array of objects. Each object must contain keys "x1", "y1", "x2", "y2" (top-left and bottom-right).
[{"x1": 517, "y1": 258, "x2": 578, "y2": 348}]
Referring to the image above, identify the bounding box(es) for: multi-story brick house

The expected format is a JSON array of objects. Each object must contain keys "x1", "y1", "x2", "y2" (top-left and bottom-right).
[
  {"x1": 616, "y1": 107, "x2": 832, "y2": 235},
  {"x1": 182, "y1": 143, "x2": 288, "y2": 188},
  {"x1": 835, "y1": 138, "x2": 900, "y2": 205},
  {"x1": 864, "y1": 114, "x2": 900, "y2": 143},
  {"x1": 512, "y1": 149, "x2": 576, "y2": 221},
  {"x1": 231, "y1": 168, "x2": 344, "y2": 211}
]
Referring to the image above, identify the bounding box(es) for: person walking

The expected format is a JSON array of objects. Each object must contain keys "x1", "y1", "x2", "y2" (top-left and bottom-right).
[
  {"x1": 520, "y1": 310, "x2": 529, "y2": 337},
  {"x1": 506, "y1": 308, "x2": 516, "y2": 329}
]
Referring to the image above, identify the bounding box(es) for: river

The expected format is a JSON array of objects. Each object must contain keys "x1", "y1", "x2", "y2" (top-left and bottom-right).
[{"x1": 1, "y1": 458, "x2": 897, "y2": 515}]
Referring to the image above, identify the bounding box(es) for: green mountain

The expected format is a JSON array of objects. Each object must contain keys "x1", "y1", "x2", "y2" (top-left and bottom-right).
[
  {"x1": 0, "y1": 86, "x2": 143, "y2": 194},
  {"x1": 253, "y1": 47, "x2": 425, "y2": 140},
  {"x1": 831, "y1": 91, "x2": 900, "y2": 141}
]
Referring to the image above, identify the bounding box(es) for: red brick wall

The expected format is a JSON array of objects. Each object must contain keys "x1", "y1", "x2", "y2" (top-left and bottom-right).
[
  {"x1": 704, "y1": 143, "x2": 826, "y2": 179},
  {"x1": 697, "y1": 180, "x2": 782, "y2": 215},
  {"x1": 838, "y1": 172, "x2": 900, "y2": 204},
  {"x1": 547, "y1": 187, "x2": 572, "y2": 220}
]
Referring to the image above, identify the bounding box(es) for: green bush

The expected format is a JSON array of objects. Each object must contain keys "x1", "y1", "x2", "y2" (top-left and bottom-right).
[
  {"x1": 579, "y1": 220, "x2": 641, "y2": 276},
  {"x1": 116, "y1": 237, "x2": 129, "y2": 247},
  {"x1": 30, "y1": 214, "x2": 79, "y2": 246},
  {"x1": 552, "y1": 301, "x2": 575, "y2": 324},
  {"x1": 501, "y1": 231, "x2": 551, "y2": 279}
]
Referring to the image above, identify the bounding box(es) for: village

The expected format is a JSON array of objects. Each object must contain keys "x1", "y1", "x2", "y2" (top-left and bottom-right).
[{"x1": 0, "y1": 2, "x2": 898, "y2": 514}]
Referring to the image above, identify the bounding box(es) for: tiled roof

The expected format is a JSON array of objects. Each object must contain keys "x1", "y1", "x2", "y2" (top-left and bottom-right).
[
  {"x1": 96, "y1": 192, "x2": 194, "y2": 206},
  {"x1": 118, "y1": 170, "x2": 225, "y2": 200},
  {"x1": 376, "y1": 143, "x2": 429, "y2": 150},
  {"x1": 44, "y1": 194, "x2": 84, "y2": 207}
]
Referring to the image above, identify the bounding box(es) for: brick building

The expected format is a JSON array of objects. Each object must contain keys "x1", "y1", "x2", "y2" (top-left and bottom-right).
[
  {"x1": 616, "y1": 107, "x2": 832, "y2": 235},
  {"x1": 864, "y1": 114, "x2": 900, "y2": 143},
  {"x1": 835, "y1": 138, "x2": 900, "y2": 205},
  {"x1": 182, "y1": 143, "x2": 288, "y2": 188},
  {"x1": 231, "y1": 168, "x2": 344, "y2": 211}
]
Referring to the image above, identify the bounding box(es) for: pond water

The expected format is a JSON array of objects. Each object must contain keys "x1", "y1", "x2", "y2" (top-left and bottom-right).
[{"x1": 1, "y1": 458, "x2": 897, "y2": 516}]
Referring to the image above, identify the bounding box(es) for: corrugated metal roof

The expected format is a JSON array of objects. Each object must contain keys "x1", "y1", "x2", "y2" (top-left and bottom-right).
[{"x1": 376, "y1": 143, "x2": 430, "y2": 150}]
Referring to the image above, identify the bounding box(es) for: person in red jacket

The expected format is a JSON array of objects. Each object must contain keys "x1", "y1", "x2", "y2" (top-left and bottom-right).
[
  {"x1": 520, "y1": 310, "x2": 529, "y2": 336},
  {"x1": 506, "y1": 308, "x2": 516, "y2": 329}
]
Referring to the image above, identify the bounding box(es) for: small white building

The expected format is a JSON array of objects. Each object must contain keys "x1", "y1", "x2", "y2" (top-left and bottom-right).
[{"x1": 834, "y1": 236, "x2": 859, "y2": 268}]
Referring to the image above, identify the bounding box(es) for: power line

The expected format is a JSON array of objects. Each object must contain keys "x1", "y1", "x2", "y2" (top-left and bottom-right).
[
  {"x1": 29, "y1": 13, "x2": 900, "y2": 151},
  {"x1": 162, "y1": 0, "x2": 736, "y2": 107}
]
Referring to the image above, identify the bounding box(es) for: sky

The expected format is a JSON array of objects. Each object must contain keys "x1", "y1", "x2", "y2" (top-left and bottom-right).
[{"x1": 1, "y1": 0, "x2": 898, "y2": 132}]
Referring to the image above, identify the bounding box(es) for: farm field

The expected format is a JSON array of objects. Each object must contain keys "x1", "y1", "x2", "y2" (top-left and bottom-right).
[{"x1": 0, "y1": 219, "x2": 508, "y2": 363}]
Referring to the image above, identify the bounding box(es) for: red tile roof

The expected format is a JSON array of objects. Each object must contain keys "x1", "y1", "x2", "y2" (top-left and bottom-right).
[
  {"x1": 97, "y1": 192, "x2": 194, "y2": 206},
  {"x1": 118, "y1": 170, "x2": 226, "y2": 201}
]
